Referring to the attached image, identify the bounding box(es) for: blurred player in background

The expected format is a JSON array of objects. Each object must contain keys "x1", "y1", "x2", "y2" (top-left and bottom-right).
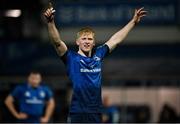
[
  {"x1": 102, "y1": 95, "x2": 119, "y2": 123},
  {"x1": 4, "y1": 71, "x2": 55, "y2": 123},
  {"x1": 44, "y1": 3, "x2": 146, "y2": 123}
]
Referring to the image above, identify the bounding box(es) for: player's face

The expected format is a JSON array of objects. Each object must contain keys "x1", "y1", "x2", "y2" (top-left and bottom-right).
[
  {"x1": 28, "y1": 73, "x2": 42, "y2": 87},
  {"x1": 76, "y1": 33, "x2": 95, "y2": 53}
]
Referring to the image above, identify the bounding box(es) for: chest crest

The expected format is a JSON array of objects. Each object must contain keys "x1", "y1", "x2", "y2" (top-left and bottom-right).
[
  {"x1": 39, "y1": 91, "x2": 45, "y2": 98},
  {"x1": 25, "y1": 91, "x2": 31, "y2": 97}
]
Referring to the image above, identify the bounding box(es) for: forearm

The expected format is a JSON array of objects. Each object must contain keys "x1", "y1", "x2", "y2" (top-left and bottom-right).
[
  {"x1": 5, "y1": 97, "x2": 19, "y2": 118},
  {"x1": 112, "y1": 19, "x2": 135, "y2": 43},
  {"x1": 44, "y1": 99, "x2": 55, "y2": 119},
  {"x1": 47, "y1": 21, "x2": 67, "y2": 56},
  {"x1": 106, "y1": 19, "x2": 135, "y2": 50},
  {"x1": 44, "y1": 6, "x2": 68, "y2": 56},
  {"x1": 106, "y1": 7, "x2": 147, "y2": 51},
  {"x1": 48, "y1": 21, "x2": 62, "y2": 45}
]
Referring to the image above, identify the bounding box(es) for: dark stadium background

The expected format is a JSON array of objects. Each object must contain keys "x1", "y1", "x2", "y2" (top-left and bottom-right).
[{"x1": 0, "y1": 0, "x2": 180, "y2": 123}]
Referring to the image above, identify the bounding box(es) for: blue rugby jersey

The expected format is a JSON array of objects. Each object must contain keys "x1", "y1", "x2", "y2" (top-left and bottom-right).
[
  {"x1": 61, "y1": 44, "x2": 109, "y2": 113},
  {"x1": 11, "y1": 83, "x2": 53, "y2": 116}
]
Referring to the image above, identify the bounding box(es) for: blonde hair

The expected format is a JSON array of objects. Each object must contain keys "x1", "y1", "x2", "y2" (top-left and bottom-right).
[{"x1": 76, "y1": 27, "x2": 95, "y2": 39}]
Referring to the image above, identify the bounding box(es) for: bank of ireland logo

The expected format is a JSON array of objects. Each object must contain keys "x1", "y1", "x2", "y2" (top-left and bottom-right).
[
  {"x1": 25, "y1": 91, "x2": 30, "y2": 97},
  {"x1": 40, "y1": 91, "x2": 45, "y2": 98}
]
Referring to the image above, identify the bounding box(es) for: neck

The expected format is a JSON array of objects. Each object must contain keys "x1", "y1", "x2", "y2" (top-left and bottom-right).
[
  {"x1": 78, "y1": 49, "x2": 92, "y2": 57},
  {"x1": 28, "y1": 83, "x2": 39, "y2": 88}
]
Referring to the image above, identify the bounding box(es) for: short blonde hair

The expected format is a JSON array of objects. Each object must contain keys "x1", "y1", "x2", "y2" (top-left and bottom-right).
[{"x1": 77, "y1": 27, "x2": 95, "y2": 39}]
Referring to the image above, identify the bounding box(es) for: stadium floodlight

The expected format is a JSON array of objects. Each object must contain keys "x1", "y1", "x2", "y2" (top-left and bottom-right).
[{"x1": 5, "y1": 9, "x2": 21, "y2": 18}]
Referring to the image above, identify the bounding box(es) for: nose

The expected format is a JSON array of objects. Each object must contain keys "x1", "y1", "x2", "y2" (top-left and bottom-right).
[{"x1": 84, "y1": 40, "x2": 90, "y2": 44}]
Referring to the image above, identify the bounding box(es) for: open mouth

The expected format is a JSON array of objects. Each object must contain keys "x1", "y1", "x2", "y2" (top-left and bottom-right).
[{"x1": 84, "y1": 44, "x2": 90, "y2": 49}]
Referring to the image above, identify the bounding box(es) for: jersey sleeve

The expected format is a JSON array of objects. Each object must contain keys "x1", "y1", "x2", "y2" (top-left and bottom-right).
[
  {"x1": 60, "y1": 51, "x2": 68, "y2": 64},
  {"x1": 60, "y1": 50, "x2": 73, "y2": 65},
  {"x1": 60, "y1": 50, "x2": 75, "y2": 76},
  {"x1": 10, "y1": 86, "x2": 22, "y2": 99},
  {"x1": 95, "y1": 44, "x2": 110, "y2": 59},
  {"x1": 45, "y1": 87, "x2": 53, "y2": 101}
]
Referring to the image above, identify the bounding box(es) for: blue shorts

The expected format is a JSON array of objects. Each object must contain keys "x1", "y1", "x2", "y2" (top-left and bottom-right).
[{"x1": 67, "y1": 113, "x2": 102, "y2": 123}]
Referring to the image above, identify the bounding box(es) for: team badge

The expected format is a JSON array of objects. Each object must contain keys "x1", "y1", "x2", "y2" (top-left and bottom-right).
[
  {"x1": 94, "y1": 56, "x2": 100, "y2": 61},
  {"x1": 40, "y1": 91, "x2": 45, "y2": 98},
  {"x1": 25, "y1": 91, "x2": 30, "y2": 97}
]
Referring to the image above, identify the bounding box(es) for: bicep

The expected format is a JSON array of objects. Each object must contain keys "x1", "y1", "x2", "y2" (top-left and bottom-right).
[
  {"x1": 5, "y1": 95, "x2": 14, "y2": 104},
  {"x1": 105, "y1": 39, "x2": 118, "y2": 52},
  {"x1": 11, "y1": 86, "x2": 21, "y2": 99},
  {"x1": 54, "y1": 40, "x2": 68, "y2": 57},
  {"x1": 46, "y1": 98, "x2": 55, "y2": 107},
  {"x1": 48, "y1": 98, "x2": 55, "y2": 104},
  {"x1": 45, "y1": 87, "x2": 54, "y2": 101}
]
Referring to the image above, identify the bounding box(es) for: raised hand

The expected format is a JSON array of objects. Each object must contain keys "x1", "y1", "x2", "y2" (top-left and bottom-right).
[
  {"x1": 133, "y1": 7, "x2": 147, "y2": 24},
  {"x1": 43, "y1": 2, "x2": 56, "y2": 23}
]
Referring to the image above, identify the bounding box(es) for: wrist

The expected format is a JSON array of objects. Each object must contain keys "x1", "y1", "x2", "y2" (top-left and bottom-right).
[
  {"x1": 131, "y1": 18, "x2": 136, "y2": 24},
  {"x1": 48, "y1": 20, "x2": 54, "y2": 23},
  {"x1": 47, "y1": 20, "x2": 54, "y2": 24},
  {"x1": 14, "y1": 112, "x2": 20, "y2": 119},
  {"x1": 44, "y1": 115, "x2": 50, "y2": 120},
  {"x1": 47, "y1": 20, "x2": 55, "y2": 26},
  {"x1": 47, "y1": 16, "x2": 55, "y2": 24},
  {"x1": 130, "y1": 18, "x2": 137, "y2": 26}
]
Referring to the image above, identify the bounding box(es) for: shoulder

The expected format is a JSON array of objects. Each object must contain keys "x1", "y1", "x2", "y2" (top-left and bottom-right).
[
  {"x1": 14, "y1": 83, "x2": 27, "y2": 90},
  {"x1": 61, "y1": 49, "x2": 77, "y2": 59},
  {"x1": 67, "y1": 49, "x2": 77, "y2": 56},
  {"x1": 40, "y1": 84, "x2": 53, "y2": 98},
  {"x1": 94, "y1": 44, "x2": 110, "y2": 57},
  {"x1": 40, "y1": 84, "x2": 52, "y2": 92},
  {"x1": 95, "y1": 44, "x2": 109, "y2": 51},
  {"x1": 11, "y1": 83, "x2": 26, "y2": 96}
]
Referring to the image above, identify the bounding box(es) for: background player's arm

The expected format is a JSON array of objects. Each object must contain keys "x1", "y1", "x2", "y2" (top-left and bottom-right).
[
  {"x1": 105, "y1": 7, "x2": 147, "y2": 52},
  {"x1": 4, "y1": 95, "x2": 28, "y2": 119},
  {"x1": 44, "y1": 4, "x2": 67, "y2": 56},
  {"x1": 41, "y1": 98, "x2": 55, "y2": 123}
]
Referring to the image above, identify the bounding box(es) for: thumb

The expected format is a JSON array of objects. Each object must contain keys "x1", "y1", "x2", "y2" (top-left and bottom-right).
[
  {"x1": 48, "y1": 2, "x2": 53, "y2": 9},
  {"x1": 135, "y1": 9, "x2": 137, "y2": 14}
]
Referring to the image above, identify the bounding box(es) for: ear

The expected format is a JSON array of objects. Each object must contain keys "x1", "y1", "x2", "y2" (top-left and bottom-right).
[
  {"x1": 76, "y1": 40, "x2": 80, "y2": 46},
  {"x1": 93, "y1": 40, "x2": 95, "y2": 46}
]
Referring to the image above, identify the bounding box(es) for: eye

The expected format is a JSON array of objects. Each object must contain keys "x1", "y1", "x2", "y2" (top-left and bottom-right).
[
  {"x1": 82, "y1": 38, "x2": 86, "y2": 40},
  {"x1": 88, "y1": 38, "x2": 93, "y2": 40}
]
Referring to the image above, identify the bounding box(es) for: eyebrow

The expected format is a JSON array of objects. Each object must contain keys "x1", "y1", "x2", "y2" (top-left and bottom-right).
[{"x1": 82, "y1": 38, "x2": 93, "y2": 40}]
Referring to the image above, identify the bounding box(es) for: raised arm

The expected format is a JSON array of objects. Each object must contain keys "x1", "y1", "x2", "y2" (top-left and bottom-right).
[
  {"x1": 44, "y1": 3, "x2": 67, "y2": 56},
  {"x1": 105, "y1": 7, "x2": 147, "y2": 52}
]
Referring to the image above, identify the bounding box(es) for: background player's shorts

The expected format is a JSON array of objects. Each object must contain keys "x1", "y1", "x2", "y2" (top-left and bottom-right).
[{"x1": 67, "y1": 113, "x2": 102, "y2": 123}]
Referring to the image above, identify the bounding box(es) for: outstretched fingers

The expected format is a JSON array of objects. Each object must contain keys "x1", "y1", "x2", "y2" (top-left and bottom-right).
[
  {"x1": 136, "y1": 8, "x2": 147, "y2": 17},
  {"x1": 133, "y1": 7, "x2": 147, "y2": 24},
  {"x1": 139, "y1": 11, "x2": 147, "y2": 14},
  {"x1": 139, "y1": 14, "x2": 146, "y2": 18},
  {"x1": 137, "y1": 7, "x2": 144, "y2": 14}
]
